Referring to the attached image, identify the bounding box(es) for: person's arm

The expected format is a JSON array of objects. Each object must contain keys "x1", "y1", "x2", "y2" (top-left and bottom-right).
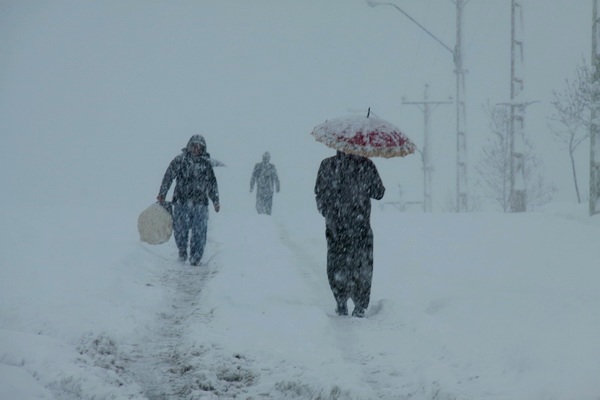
[
  {"x1": 368, "y1": 161, "x2": 385, "y2": 200},
  {"x1": 272, "y1": 165, "x2": 280, "y2": 192},
  {"x1": 157, "y1": 158, "x2": 177, "y2": 203},
  {"x1": 250, "y1": 164, "x2": 259, "y2": 192},
  {"x1": 206, "y1": 164, "x2": 220, "y2": 212},
  {"x1": 315, "y1": 160, "x2": 330, "y2": 218}
]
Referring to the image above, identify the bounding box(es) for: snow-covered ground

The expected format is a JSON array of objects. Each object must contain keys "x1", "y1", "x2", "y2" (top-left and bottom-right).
[{"x1": 1, "y1": 197, "x2": 600, "y2": 400}]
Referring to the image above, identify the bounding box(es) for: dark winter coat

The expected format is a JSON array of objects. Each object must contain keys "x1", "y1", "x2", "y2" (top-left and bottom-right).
[
  {"x1": 315, "y1": 151, "x2": 385, "y2": 312},
  {"x1": 158, "y1": 136, "x2": 219, "y2": 206},
  {"x1": 315, "y1": 151, "x2": 385, "y2": 232}
]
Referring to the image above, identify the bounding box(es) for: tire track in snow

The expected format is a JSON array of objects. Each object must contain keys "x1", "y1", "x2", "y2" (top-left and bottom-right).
[
  {"x1": 273, "y1": 219, "x2": 332, "y2": 308},
  {"x1": 125, "y1": 242, "x2": 220, "y2": 399}
]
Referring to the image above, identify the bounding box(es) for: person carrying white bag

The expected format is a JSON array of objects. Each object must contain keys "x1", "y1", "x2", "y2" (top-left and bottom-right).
[{"x1": 153, "y1": 134, "x2": 220, "y2": 266}]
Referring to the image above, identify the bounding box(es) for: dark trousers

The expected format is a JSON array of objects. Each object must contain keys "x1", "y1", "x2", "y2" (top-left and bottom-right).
[
  {"x1": 173, "y1": 203, "x2": 208, "y2": 264},
  {"x1": 325, "y1": 224, "x2": 374, "y2": 310},
  {"x1": 256, "y1": 191, "x2": 274, "y2": 215}
]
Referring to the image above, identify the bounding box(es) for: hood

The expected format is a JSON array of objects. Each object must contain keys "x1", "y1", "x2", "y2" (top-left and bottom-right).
[
  {"x1": 262, "y1": 151, "x2": 271, "y2": 163},
  {"x1": 183, "y1": 134, "x2": 207, "y2": 153}
]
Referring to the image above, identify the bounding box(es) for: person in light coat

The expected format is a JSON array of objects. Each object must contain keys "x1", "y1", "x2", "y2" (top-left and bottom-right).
[{"x1": 250, "y1": 152, "x2": 280, "y2": 215}]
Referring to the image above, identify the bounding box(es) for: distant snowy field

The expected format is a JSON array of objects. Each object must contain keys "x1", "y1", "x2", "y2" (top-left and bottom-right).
[{"x1": 1, "y1": 202, "x2": 600, "y2": 399}]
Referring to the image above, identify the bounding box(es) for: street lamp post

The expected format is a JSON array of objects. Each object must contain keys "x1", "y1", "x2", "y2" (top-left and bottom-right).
[{"x1": 367, "y1": 0, "x2": 469, "y2": 212}]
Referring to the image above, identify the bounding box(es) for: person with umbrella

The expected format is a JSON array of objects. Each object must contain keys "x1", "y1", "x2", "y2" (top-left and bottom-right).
[
  {"x1": 315, "y1": 151, "x2": 384, "y2": 317},
  {"x1": 250, "y1": 151, "x2": 280, "y2": 215},
  {"x1": 157, "y1": 134, "x2": 220, "y2": 266},
  {"x1": 312, "y1": 110, "x2": 415, "y2": 317}
]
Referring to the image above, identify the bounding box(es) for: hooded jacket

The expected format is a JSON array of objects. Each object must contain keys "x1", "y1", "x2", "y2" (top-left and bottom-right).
[{"x1": 158, "y1": 135, "x2": 219, "y2": 206}]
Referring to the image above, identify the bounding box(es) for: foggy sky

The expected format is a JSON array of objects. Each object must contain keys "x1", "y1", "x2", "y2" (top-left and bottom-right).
[{"x1": 0, "y1": 0, "x2": 592, "y2": 212}]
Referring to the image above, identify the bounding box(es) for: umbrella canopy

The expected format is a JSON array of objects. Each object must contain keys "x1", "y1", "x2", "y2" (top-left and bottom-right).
[{"x1": 311, "y1": 111, "x2": 415, "y2": 158}]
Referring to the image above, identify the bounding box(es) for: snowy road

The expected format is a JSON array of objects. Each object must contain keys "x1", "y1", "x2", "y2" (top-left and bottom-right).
[{"x1": 3, "y1": 205, "x2": 600, "y2": 399}]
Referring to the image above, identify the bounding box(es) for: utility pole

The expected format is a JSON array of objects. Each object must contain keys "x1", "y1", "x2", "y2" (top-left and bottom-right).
[
  {"x1": 454, "y1": 0, "x2": 468, "y2": 212},
  {"x1": 403, "y1": 84, "x2": 452, "y2": 212},
  {"x1": 367, "y1": 0, "x2": 469, "y2": 212},
  {"x1": 590, "y1": 0, "x2": 600, "y2": 216},
  {"x1": 509, "y1": 0, "x2": 526, "y2": 212}
]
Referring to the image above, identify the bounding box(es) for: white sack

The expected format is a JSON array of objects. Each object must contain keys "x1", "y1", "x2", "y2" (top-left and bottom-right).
[{"x1": 137, "y1": 203, "x2": 173, "y2": 245}]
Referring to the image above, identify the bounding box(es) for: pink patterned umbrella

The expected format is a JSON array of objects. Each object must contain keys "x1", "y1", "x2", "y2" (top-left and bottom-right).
[{"x1": 311, "y1": 109, "x2": 415, "y2": 158}]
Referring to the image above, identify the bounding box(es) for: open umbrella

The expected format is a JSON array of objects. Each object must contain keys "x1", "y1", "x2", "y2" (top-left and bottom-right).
[{"x1": 311, "y1": 108, "x2": 415, "y2": 158}]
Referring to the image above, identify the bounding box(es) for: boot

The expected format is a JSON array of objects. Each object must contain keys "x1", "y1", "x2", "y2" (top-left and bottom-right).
[
  {"x1": 178, "y1": 249, "x2": 187, "y2": 262},
  {"x1": 352, "y1": 307, "x2": 365, "y2": 318},
  {"x1": 335, "y1": 301, "x2": 348, "y2": 316}
]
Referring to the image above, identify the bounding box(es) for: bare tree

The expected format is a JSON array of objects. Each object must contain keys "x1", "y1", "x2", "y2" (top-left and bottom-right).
[
  {"x1": 477, "y1": 102, "x2": 555, "y2": 212},
  {"x1": 549, "y1": 62, "x2": 592, "y2": 203}
]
